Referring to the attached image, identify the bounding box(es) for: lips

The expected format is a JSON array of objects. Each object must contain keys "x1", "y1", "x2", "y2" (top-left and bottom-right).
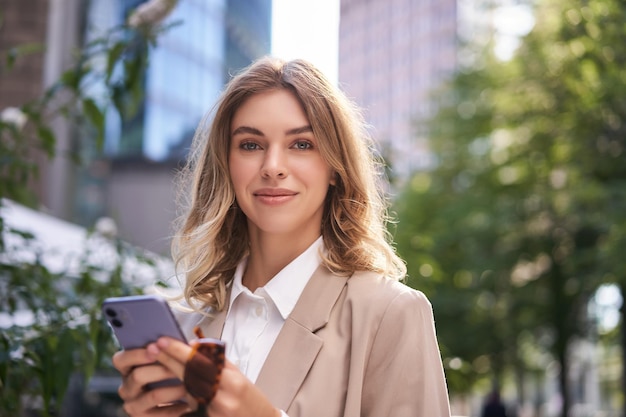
[
  {"x1": 253, "y1": 188, "x2": 298, "y2": 205},
  {"x1": 253, "y1": 188, "x2": 297, "y2": 197}
]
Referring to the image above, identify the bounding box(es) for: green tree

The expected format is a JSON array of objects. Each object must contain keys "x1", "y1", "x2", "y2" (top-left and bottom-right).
[{"x1": 394, "y1": 0, "x2": 625, "y2": 415}]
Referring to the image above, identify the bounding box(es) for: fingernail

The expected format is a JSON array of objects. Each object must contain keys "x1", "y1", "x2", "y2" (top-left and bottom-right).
[
  {"x1": 146, "y1": 343, "x2": 160, "y2": 358},
  {"x1": 157, "y1": 337, "x2": 170, "y2": 349}
]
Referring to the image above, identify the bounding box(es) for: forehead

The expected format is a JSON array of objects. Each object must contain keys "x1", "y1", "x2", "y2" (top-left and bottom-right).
[{"x1": 231, "y1": 89, "x2": 308, "y2": 128}]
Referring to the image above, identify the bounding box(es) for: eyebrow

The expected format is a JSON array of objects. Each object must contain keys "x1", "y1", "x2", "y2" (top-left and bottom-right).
[
  {"x1": 231, "y1": 126, "x2": 263, "y2": 136},
  {"x1": 231, "y1": 125, "x2": 313, "y2": 136},
  {"x1": 286, "y1": 125, "x2": 313, "y2": 135}
]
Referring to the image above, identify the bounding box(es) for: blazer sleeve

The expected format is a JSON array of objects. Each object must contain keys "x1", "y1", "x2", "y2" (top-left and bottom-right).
[{"x1": 360, "y1": 288, "x2": 451, "y2": 417}]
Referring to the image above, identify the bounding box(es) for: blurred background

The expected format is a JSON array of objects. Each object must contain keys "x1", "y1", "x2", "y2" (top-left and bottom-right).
[{"x1": 1, "y1": 0, "x2": 625, "y2": 416}]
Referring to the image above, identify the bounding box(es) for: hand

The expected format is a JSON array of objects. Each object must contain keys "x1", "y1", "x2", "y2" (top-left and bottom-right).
[
  {"x1": 112, "y1": 347, "x2": 195, "y2": 416},
  {"x1": 150, "y1": 337, "x2": 281, "y2": 417}
]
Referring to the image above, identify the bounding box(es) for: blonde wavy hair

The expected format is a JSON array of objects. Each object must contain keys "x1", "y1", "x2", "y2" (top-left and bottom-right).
[{"x1": 172, "y1": 56, "x2": 406, "y2": 312}]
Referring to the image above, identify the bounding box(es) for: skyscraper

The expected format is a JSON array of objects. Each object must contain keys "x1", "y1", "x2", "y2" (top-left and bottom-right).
[{"x1": 338, "y1": 0, "x2": 458, "y2": 178}]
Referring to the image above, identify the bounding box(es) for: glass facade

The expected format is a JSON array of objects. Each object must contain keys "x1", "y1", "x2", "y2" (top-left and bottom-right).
[
  {"x1": 224, "y1": 0, "x2": 272, "y2": 84},
  {"x1": 142, "y1": 0, "x2": 227, "y2": 161},
  {"x1": 87, "y1": 0, "x2": 271, "y2": 162}
]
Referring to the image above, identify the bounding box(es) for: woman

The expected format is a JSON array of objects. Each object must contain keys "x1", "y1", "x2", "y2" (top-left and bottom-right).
[{"x1": 113, "y1": 57, "x2": 451, "y2": 417}]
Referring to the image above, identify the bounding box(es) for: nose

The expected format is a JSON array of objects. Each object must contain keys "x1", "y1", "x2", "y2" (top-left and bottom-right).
[{"x1": 261, "y1": 147, "x2": 288, "y2": 179}]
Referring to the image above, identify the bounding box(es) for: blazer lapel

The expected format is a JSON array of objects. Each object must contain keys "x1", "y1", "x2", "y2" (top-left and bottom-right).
[{"x1": 255, "y1": 266, "x2": 349, "y2": 410}]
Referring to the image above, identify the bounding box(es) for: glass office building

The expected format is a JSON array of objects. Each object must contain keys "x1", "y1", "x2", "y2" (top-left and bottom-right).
[{"x1": 86, "y1": 0, "x2": 271, "y2": 162}]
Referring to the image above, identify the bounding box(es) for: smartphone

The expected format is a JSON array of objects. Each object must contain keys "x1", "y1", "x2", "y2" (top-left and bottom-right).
[{"x1": 102, "y1": 294, "x2": 187, "y2": 350}]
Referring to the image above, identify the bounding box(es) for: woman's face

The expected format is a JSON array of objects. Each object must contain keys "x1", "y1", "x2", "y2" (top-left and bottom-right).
[{"x1": 229, "y1": 89, "x2": 334, "y2": 240}]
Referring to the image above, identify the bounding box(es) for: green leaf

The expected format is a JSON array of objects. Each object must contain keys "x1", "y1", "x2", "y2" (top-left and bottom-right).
[
  {"x1": 105, "y1": 41, "x2": 126, "y2": 84},
  {"x1": 36, "y1": 125, "x2": 56, "y2": 157},
  {"x1": 82, "y1": 98, "x2": 105, "y2": 149},
  {"x1": 54, "y1": 329, "x2": 77, "y2": 407},
  {"x1": 60, "y1": 63, "x2": 90, "y2": 92}
]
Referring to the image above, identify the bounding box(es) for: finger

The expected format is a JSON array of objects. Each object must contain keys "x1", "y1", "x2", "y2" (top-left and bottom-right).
[
  {"x1": 112, "y1": 348, "x2": 154, "y2": 376},
  {"x1": 119, "y1": 363, "x2": 178, "y2": 400},
  {"x1": 156, "y1": 337, "x2": 193, "y2": 362},
  {"x1": 124, "y1": 403, "x2": 190, "y2": 417},
  {"x1": 149, "y1": 337, "x2": 193, "y2": 380},
  {"x1": 122, "y1": 385, "x2": 191, "y2": 416}
]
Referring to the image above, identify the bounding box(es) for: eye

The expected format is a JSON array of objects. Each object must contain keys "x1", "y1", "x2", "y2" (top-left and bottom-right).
[
  {"x1": 293, "y1": 140, "x2": 313, "y2": 150},
  {"x1": 240, "y1": 141, "x2": 261, "y2": 151}
]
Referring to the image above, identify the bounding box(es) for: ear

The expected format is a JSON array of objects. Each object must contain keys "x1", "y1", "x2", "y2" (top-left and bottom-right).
[{"x1": 329, "y1": 171, "x2": 338, "y2": 186}]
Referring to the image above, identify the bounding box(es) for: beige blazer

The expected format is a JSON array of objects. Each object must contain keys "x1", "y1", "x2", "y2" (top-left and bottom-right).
[{"x1": 177, "y1": 266, "x2": 451, "y2": 417}]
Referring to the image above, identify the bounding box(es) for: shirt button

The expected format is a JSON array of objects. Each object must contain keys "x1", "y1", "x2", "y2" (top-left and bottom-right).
[{"x1": 255, "y1": 306, "x2": 263, "y2": 316}]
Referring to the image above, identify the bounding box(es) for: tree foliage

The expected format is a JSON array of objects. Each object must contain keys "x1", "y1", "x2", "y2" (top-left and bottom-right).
[{"x1": 393, "y1": 0, "x2": 626, "y2": 415}]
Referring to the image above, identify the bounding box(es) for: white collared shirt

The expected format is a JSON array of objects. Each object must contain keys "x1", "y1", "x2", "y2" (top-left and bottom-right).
[{"x1": 221, "y1": 236, "x2": 324, "y2": 383}]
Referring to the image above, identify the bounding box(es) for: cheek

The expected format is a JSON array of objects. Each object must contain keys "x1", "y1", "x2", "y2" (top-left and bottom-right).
[
  {"x1": 303, "y1": 161, "x2": 334, "y2": 190},
  {"x1": 228, "y1": 157, "x2": 249, "y2": 191}
]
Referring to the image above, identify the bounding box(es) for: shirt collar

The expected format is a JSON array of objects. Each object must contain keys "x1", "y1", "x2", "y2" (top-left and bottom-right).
[
  {"x1": 228, "y1": 236, "x2": 324, "y2": 320},
  {"x1": 228, "y1": 259, "x2": 249, "y2": 309}
]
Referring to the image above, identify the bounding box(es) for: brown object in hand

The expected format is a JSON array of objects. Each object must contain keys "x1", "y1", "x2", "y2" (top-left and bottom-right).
[{"x1": 180, "y1": 327, "x2": 226, "y2": 417}]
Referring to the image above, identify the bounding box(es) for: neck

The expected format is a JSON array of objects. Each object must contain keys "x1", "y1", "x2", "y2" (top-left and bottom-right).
[{"x1": 242, "y1": 231, "x2": 320, "y2": 292}]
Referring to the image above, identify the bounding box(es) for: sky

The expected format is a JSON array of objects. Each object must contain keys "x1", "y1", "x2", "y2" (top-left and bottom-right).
[
  {"x1": 270, "y1": 0, "x2": 536, "y2": 75},
  {"x1": 492, "y1": 2, "x2": 535, "y2": 60},
  {"x1": 271, "y1": 0, "x2": 340, "y2": 85}
]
